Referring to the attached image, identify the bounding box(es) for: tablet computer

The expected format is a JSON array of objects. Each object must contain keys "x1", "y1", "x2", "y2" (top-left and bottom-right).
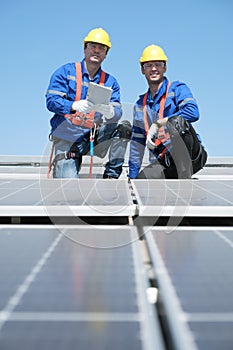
[{"x1": 87, "y1": 82, "x2": 112, "y2": 105}]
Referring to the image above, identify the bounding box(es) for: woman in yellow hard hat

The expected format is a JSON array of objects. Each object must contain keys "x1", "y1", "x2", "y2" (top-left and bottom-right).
[
  {"x1": 128, "y1": 44, "x2": 207, "y2": 179},
  {"x1": 46, "y1": 28, "x2": 131, "y2": 178}
]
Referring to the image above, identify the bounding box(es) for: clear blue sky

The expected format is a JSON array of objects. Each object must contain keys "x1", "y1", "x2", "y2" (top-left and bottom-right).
[{"x1": 1, "y1": 0, "x2": 232, "y2": 157}]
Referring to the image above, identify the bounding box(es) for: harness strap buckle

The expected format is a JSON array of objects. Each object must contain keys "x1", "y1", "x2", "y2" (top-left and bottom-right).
[{"x1": 65, "y1": 151, "x2": 79, "y2": 159}]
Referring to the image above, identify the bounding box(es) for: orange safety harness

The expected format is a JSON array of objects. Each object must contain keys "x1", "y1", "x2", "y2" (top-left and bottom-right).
[
  {"x1": 143, "y1": 81, "x2": 172, "y2": 158},
  {"x1": 64, "y1": 62, "x2": 106, "y2": 129},
  {"x1": 47, "y1": 62, "x2": 106, "y2": 178}
]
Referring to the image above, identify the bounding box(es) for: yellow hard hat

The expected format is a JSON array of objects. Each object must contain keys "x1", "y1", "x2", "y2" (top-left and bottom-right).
[
  {"x1": 84, "y1": 28, "x2": 111, "y2": 49},
  {"x1": 140, "y1": 44, "x2": 168, "y2": 64}
]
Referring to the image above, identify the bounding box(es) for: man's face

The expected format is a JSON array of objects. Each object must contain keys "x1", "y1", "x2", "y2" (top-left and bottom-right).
[
  {"x1": 84, "y1": 42, "x2": 108, "y2": 65},
  {"x1": 141, "y1": 61, "x2": 166, "y2": 84}
]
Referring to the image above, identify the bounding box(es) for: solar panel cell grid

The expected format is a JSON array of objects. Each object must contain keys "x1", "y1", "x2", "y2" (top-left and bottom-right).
[
  {"x1": 0, "y1": 179, "x2": 135, "y2": 217},
  {"x1": 132, "y1": 179, "x2": 233, "y2": 216}
]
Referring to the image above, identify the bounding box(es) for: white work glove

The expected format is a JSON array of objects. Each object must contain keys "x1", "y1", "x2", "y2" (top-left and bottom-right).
[
  {"x1": 146, "y1": 122, "x2": 159, "y2": 151},
  {"x1": 72, "y1": 100, "x2": 94, "y2": 114},
  {"x1": 94, "y1": 104, "x2": 114, "y2": 119}
]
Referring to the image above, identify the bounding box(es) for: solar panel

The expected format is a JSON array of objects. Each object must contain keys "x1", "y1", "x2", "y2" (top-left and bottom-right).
[
  {"x1": 0, "y1": 225, "x2": 165, "y2": 350},
  {"x1": 132, "y1": 179, "x2": 233, "y2": 217},
  {"x1": 197, "y1": 167, "x2": 233, "y2": 177},
  {"x1": 0, "y1": 179, "x2": 135, "y2": 217},
  {"x1": 0, "y1": 156, "x2": 233, "y2": 349},
  {"x1": 2, "y1": 178, "x2": 232, "y2": 219},
  {"x1": 144, "y1": 226, "x2": 233, "y2": 350}
]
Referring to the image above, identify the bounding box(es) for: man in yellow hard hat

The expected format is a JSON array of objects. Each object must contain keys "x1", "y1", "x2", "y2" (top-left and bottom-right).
[
  {"x1": 46, "y1": 28, "x2": 131, "y2": 178},
  {"x1": 128, "y1": 44, "x2": 207, "y2": 179}
]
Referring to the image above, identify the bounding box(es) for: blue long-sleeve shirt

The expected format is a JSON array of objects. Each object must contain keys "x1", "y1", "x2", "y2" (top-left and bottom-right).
[
  {"x1": 46, "y1": 59, "x2": 122, "y2": 143},
  {"x1": 128, "y1": 77, "x2": 200, "y2": 178}
]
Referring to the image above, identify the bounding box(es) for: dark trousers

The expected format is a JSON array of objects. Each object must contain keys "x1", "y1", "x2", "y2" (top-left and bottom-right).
[{"x1": 137, "y1": 126, "x2": 207, "y2": 179}]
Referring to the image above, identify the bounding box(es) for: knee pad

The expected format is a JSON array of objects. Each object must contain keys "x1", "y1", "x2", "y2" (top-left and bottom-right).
[
  {"x1": 167, "y1": 115, "x2": 190, "y2": 137},
  {"x1": 113, "y1": 120, "x2": 132, "y2": 140}
]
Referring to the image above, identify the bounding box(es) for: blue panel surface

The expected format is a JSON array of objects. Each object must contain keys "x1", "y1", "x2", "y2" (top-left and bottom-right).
[
  {"x1": 0, "y1": 226, "x2": 165, "y2": 350},
  {"x1": 146, "y1": 227, "x2": 233, "y2": 350},
  {"x1": 0, "y1": 179, "x2": 135, "y2": 216},
  {"x1": 133, "y1": 180, "x2": 233, "y2": 216}
]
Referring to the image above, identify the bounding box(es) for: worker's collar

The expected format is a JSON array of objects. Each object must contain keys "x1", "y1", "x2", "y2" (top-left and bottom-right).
[
  {"x1": 147, "y1": 77, "x2": 168, "y2": 101},
  {"x1": 81, "y1": 59, "x2": 102, "y2": 81}
]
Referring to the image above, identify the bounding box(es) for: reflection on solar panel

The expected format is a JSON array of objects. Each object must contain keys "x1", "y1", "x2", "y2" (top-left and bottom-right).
[{"x1": 0, "y1": 156, "x2": 233, "y2": 349}]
